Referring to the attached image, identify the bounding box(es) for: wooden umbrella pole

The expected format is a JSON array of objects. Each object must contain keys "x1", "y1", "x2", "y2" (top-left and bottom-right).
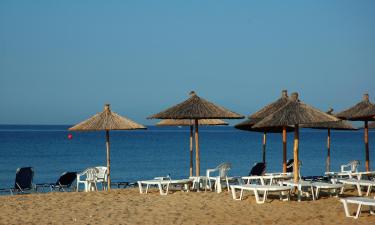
[
  {"x1": 195, "y1": 119, "x2": 200, "y2": 176},
  {"x1": 326, "y1": 128, "x2": 331, "y2": 172},
  {"x1": 365, "y1": 121, "x2": 370, "y2": 171},
  {"x1": 189, "y1": 124, "x2": 194, "y2": 177},
  {"x1": 293, "y1": 125, "x2": 299, "y2": 183},
  {"x1": 262, "y1": 132, "x2": 266, "y2": 164},
  {"x1": 282, "y1": 127, "x2": 287, "y2": 173},
  {"x1": 106, "y1": 130, "x2": 111, "y2": 190}
]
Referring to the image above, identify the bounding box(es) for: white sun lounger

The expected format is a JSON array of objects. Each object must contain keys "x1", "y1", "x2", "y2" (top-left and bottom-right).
[
  {"x1": 280, "y1": 180, "x2": 315, "y2": 202},
  {"x1": 230, "y1": 184, "x2": 292, "y2": 204},
  {"x1": 242, "y1": 173, "x2": 293, "y2": 185},
  {"x1": 340, "y1": 197, "x2": 375, "y2": 219},
  {"x1": 138, "y1": 178, "x2": 193, "y2": 195},
  {"x1": 311, "y1": 182, "x2": 344, "y2": 199},
  {"x1": 339, "y1": 179, "x2": 375, "y2": 196}
]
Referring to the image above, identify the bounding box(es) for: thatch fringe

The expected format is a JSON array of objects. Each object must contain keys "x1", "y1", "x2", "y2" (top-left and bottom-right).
[
  {"x1": 301, "y1": 108, "x2": 357, "y2": 130},
  {"x1": 148, "y1": 91, "x2": 244, "y2": 119},
  {"x1": 69, "y1": 104, "x2": 146, "y2": 131},
  {"x1": 253, "y1": 93, "x2": 339, "y2": 128},
  {"x1": 234, "y1": 118, "x2": 294, "y2": 133},
  {"x1": 156, "y1": 119, "x2": 228, "y2": 126},
  {"x1": 336, "y1": 94, "x2": 375, "y2": 121}
]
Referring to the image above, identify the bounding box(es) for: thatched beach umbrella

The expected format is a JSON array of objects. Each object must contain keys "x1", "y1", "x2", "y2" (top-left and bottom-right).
[
  {"x1": 301, "y1": 108, "x2": 357, "y2": 172},
  {"x1": 148, "y1": 91, "x2": 244, "y2": 176},
  {"x1": 254, "y1": 93, "x2": 339, "y2": 182},
  {"x1": 336, "y1": 93, "x2": 375, "y2": 171},
  {"x1": 234, "y1": 118, "x2": 293, "y2": 165},
  {"x1": 236, "y1": 90, "x2": 292, "y2": 172},
  {"x1": 69, "y1": 104, "x2": 146, "y2": 190},
  {"x1": 156, "y1": 119, "x2": 228, "y2": 177}
]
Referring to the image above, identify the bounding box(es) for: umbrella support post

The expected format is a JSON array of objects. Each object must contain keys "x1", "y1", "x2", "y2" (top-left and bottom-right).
[
  {"x1": 282, "y1": 127, "x2": 287, "y2": 173},
  {"x1": 262, "y1": 132, "x2": 266, "y2": 164},
  {"x1": 190, "y1": 125, "x2": 194, "y2": 177},
  {"x1": 326, "y1": 129, "x2": 331, "y2": 173},
  {"x1": 195, "y1": 119, "x2": 200, "y2": 177},
  {"x1": 106, "y1": 130, "x2": 111, "y2": 190},
  {"x1": 293, "y1": 125, "x2": 299, "y2": 183},
  {"x1": 365, "y1": 121, "x2": 370, "y2": 171}
]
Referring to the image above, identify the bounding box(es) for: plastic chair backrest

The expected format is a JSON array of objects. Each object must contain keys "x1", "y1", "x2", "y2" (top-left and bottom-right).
[
  {"x1": 217, "y1": 163, "x2": 231, "y2": 178},
  {"x1": 14, "y1": 167, "x2": 34, "y2": 190},
  {"x1": 86, "y1": 168, "x2": 99, "y2": 182},
  {"x1": 56, "y1": 172, "x2": 77, "y2": 186},
  {"x1": 95, "y1": 166, "x2": 108, "y2": 181},
  {"x1": 249, "y1": 162, "x2": 266, "y2": 176},
  {"x1": 341, "y1": 160, "x2": 360, "y2": 173}
]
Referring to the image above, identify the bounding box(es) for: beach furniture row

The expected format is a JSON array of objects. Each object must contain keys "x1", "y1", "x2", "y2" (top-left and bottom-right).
[
  {"x1": 136, "y1": 160, "x2": 375, "y2": 219},
  {"x1": 0, "y1": 166, "x2": 135, "y2": 195}
]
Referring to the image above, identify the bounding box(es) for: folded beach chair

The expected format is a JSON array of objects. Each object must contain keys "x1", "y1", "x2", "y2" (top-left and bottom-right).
[
  {"x1": 241, "y1": 162, "x2": 266, "y2": 185},
  {"x1": 206, "y1": 162, "x2": 232, "y2": 193},
  {"x1": 340, "y1": 197, "x2": 375, "y2": 219},
  {"x1": 286, "y1": 159, "x2": 294, "y2": 173},
  {"x1": 249, "y1": 162, "x2": 266, "y2": 176},
  {"x1": 37, "y1": 172, "x2": 77, "y2": 192},
  {"x1": 0, "y1": 167, "x2": 36, "y2": 195}
]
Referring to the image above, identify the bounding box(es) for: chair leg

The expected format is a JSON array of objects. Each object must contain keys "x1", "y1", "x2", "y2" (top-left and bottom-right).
[
  {"x1": 341, "y1": 200, "x2": 354, "y2": 218},
  {"x1": 138, "y1": 182, "x2": 144, "y2": 194},
  {"x1": 216, "y1": 177, "x2": 222, "y2": 193},
  {"x1": 315, "y1": 187, "x2": 320, "y2": 199},
  {"x1": 366, "y1": 186, "x2": 372, "y2": 196},
  {"x1": 355, "y1": 203, "x2": 363, "y2": 219},
  {"x1": 231, "y1": 186, "x2": 241, "y2": 200},
  {"x1": 357, "y1": 184, "x2": 362, "y2": 196}
]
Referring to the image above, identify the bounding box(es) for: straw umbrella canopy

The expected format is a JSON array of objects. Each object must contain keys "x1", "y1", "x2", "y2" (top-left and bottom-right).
[
  {"x1": 148, "y1": 91, "x2": 244, "y2": 176},
  {"x1": 236, "y1": 90, "x2": 292, "y2": 172},
  {"x1": 156, "y1": 119, "x2": 228, "y2": 177},
  {"x1": 234, "y1": 117, "x2": 293, "y2": 165},
  {"x1": 336, "y1": 93, "x2": 375, "y2": 171},
  {"x1": 301, "y1": 108, "x2": 357, "y2": 172},
  {"x1": 69, "y1": 104, "x2": 146, "y2": 190},
  {"x1": 253, "y1": 93, "x2": 339, "y2": 182}
]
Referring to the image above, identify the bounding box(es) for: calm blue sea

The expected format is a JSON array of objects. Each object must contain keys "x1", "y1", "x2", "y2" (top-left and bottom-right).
[{"x1": 0, "y1": 125, "x2": 374, "y2": 188}]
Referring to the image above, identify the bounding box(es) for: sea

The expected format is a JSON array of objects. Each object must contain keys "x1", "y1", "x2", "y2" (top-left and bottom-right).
[{"x1": 0, "y1": 125, "x2": 374, "y2": 188}]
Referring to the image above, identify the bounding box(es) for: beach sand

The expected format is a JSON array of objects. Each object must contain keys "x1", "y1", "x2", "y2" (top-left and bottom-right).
[{"x1": 0, "y1": 188, "x2": 374, "y2": 225}]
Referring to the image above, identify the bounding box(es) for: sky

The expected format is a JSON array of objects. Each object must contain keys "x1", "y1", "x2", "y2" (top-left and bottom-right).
[{"x1": 0, "y1": 0, "x2": 374, "y2": 125}]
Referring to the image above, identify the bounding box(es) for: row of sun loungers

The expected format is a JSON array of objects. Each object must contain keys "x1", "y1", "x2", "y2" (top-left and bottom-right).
[{"x1": 2, "y1": 163, "x2": 375, "y2": 219}]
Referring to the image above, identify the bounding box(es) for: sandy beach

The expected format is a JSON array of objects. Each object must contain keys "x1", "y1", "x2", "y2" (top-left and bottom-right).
[{"x1": 0, "y1": 188, "x2": 374, "y2": 225}]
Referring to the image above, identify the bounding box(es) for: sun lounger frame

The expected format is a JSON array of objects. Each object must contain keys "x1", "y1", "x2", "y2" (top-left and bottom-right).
[{"x1": 230, "y1": 184, "x2": 292, "y2": 204}]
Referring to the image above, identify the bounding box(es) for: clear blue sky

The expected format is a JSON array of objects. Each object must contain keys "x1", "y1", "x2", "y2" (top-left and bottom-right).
[{"x1": 1, "y1": 0, "x2": 374, "y2": 125}]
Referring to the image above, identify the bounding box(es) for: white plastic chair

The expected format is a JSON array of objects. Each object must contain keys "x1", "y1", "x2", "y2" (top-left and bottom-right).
[
  {"x1": 95, "y1": 166, "x2": 108, "y2": 190},
  {"x1": 206, "y1": 162, "x2": 231, "y2": 193},
  {"x1": 341, "y1": 160, "x2": 360, "y2": 173},
  {"x1": 76, "y1": 168, "x2": 99, "y2": 192}
]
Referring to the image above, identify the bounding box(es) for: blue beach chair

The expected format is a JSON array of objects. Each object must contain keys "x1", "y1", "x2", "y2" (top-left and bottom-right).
[{"x1": 0, "y1": 167, "x2": 36, "y2": 195}]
